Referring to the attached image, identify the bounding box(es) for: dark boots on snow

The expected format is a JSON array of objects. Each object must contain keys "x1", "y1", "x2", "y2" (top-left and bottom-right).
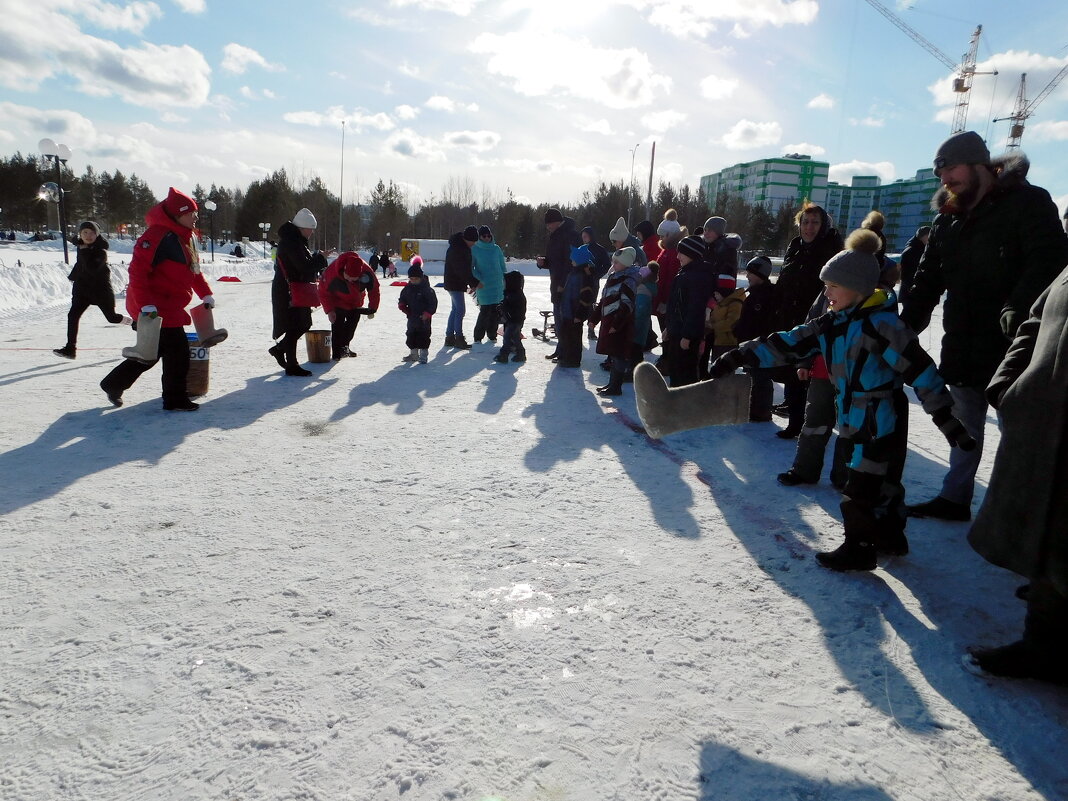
[{"x1": 816, "y1": 539, "x2": 877, "y2": 571}]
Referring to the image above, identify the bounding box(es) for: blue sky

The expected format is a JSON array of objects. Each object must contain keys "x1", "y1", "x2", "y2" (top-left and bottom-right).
[{"x1": 2, "y1": 0, "x2": 1066, "y2": 216}]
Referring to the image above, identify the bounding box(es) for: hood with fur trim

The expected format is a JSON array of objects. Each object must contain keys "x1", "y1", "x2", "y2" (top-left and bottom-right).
[{"x1": 932, "y1": 151, "x2": 1031, "y2": 213}]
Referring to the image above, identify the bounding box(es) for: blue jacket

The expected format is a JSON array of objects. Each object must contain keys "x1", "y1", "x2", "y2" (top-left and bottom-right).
[
  {"x1": 471, "y1": 239, "x2": 506, "y2": 305},
  {"x1": 737, "y1": 290, "x2": 954, "y2": 442}
]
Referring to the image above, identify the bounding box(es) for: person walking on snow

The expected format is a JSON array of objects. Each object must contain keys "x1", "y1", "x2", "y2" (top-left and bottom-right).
[
  {"x1": 398, "y1": 262, "x2": 438, "y2": 364},
  {"x1": 318, "y1": 251, "x2": 380, "y2": 360},
  {"x1": 471, "y1": 224, "x2": 507, "y2": 344},
  {"x1": 443, "y1": 226, "x2": 478, "y2": 349},
  {"x1": 269, "y1": 208, "x2": 327, "y2": 377}
]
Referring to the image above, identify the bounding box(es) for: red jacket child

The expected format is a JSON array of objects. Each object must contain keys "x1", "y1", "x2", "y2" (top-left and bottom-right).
[{"x1": 318, "y1": 252, "x2": 381, "y2": 315}]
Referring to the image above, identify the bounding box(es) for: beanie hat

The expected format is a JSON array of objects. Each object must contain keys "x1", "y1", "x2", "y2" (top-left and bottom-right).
[
  {"x1": 613, "y1": 247, "x2": 636, "y2": 267},
  {"x1": 703, "y1": 216, "x2": 727, "y2": 237},
  {"x1": 410, "y1": 255, "x2": 424, "y2": 268},
  {"x1": 293, "y1": 208, "x2": 317, "y2": 229},
  {"x1": 634, "y1": 219, "x2": 655, "y2": 240},
  {"x1": 408, "y1": 263, "x2": 424, "y2": 278},
  {"x1": 570, "y1": 245, "x2": 594, "y2": 266},
  {"x1": 745, "y1": 255, "x2": 772, "y2": 280},
  {"x1": 609, "y1": 216, "x2": 629, "y2": 242},
  {"x1": 78, "y1": 220, "x2": 100, "y2": 234},
  {"x1": 544, "y1": 208, "x2": 564, "y2": 224},
  {"x1": 933, "y1": 130, "x2": 990, "y2": 176},
  {"x1": 656, "y1": 217, "x2": 682, "y2": 237},
  {"x1": 477, "y1": 224, "x2": 492, "y2": 239},
  {"x1": 916, "y1": 225, "x2": 932, "y2": 238},
  {"x1": 716, "y1": 274, "x2": 737, "y2": 293},
  {"x1": 162, "y1": 187, "x2": 197, "y2": 219},
  {"x1": 819, "y1": 229, "x2": 881, "y2": 296},
  {"x1": 677, "y1": 235, "x2": 706, "y2": 262},
  {"x1": 462, "y1": 225, "x2": 479, "y2": 242},
  {"x1": 342, "y1": 253, "x2": 370, "y2": 277}
]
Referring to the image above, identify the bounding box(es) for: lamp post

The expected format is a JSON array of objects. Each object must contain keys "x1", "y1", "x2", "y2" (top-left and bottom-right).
[
  {"x1": 258, "y1": 222, "x2": 271, "y2": 258},
  {"x1": 627, "y1": 143, "x2": 641, "y2": 228},
  {"x1": 203, "y1": 200, "x2": 217, "y2": 262},
  {"x1": 338, "y1": 119, "x2": 345, "y2": 253},
  {"x1": 39, "y1": 138, "x2": 72, "y2": 264}
]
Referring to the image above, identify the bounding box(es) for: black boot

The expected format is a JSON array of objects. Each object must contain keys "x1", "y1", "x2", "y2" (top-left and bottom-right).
[
  {"x1": 268, "y1": 344, "x2": 287, "y2": 369},
  {"x1": 53, "y1": 345, "x2": 76, "y2": 359},
  {"x1": 597, "y1": 370, "x2": 625, "y2": 397},
  {"x1": 816, "y1": 539, "x2": 876, "y2": 571}
]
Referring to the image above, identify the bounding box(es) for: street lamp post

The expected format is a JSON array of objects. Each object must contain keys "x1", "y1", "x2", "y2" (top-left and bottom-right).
[
  {"x1": 39, "y1": 138, "x2": 72, "y2": 264},
  {"x1": 259, "y1": 222, "x2": 271, "y2": 258},
  {"x1": 203, "y1": 200, "x2": 217, "y2": 262},
  {"x1": 627, "y1": 143, "x2": 641, "y2": 228}
]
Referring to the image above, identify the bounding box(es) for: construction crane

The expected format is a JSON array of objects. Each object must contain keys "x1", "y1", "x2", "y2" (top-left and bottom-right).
[
  {"x1": 993, "y1": 66, "x2": 1068, "y2": 148},
  {"x1": 863, "y1": 0, "x2": 995, "y2": 133}
]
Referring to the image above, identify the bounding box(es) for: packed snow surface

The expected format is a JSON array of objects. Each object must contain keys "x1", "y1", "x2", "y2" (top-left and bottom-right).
[{"x1": 1, "y1": 239, "x2": 1066, "y2": 800}]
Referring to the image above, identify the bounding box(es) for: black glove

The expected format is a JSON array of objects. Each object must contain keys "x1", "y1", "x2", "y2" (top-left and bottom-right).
[
  {"x1": 709, "y1": 349, "x2": 746, "y2": 379},
  {"x1": 932, "y1": 407, "x2": 977, "y2": 451}
]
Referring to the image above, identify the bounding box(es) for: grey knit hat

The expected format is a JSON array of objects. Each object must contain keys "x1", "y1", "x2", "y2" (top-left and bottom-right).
[
  {"x1": 933, "y1": 131, "x2": 990, "y2": 176},
  {"x1": 819, "y1": 249, "x2": 880, "y2": 297},
  {"x1": 745, "y1": 255, "x2": 772, "y2": 280},
  {"x1": 703, "y1": 216, "x2": 727, "y2": 237},
  {"x1": 78, "y1": 220, "x2": 100, "y2": 234}
]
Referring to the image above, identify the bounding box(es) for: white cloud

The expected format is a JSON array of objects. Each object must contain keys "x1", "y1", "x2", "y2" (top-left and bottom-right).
[
  {"x1": 444, "y1": 130, "x2": 502, "y2": 152},
  {"x1": 642, "y1": 0, "x2": 819, "y2": 39},
  {"x1": 172, "y1": 0, "x2": 206, "y2": 12},
  {"x1": 160, "y1": 111, "x2": 188, "y2": 123},
  {"x1": 0, "y1": 102, "x2": 99, "y2": 150},
  {"x1": 782, "y1": 142, "x2": 826, "y2": 157},
  {"x1": 395, "y1": 104, "x2": 420, "y2": 120},
  {"x1": 699, "y1": 74, "x2": 739, "y2": 101},
  {"x1": 283, "y1": 106, "x2": 395, "y2": 131},
  {"x1": 221, "y1": 43, "x2": 283, "y2": 74},
  {"x1": 425, "y1": 96, "x2": 479, "y2": 113},
  {"x1": 1027, "y1": 120, "x2": 1068, "y2": 142},
  {"x1": 263, "y1": 89, "x2": 276, "y2": 100},
  {"x1": 807, "y1": 93, "x2": 834, "y2": 109},
  {"x1": 578, "y1": 119, "x2": 614, "y2": 136},
  {"x1": 720, "y1": 119, "x2": 782, "y2": 150},
  {"x1": 399, "y1": 63, "x2": 420, "y2": 78},
  {"x1": 642, "y1": 110, "x2": 687, "y2": 133},
  {"x1": 829, "y1": 160, "x2": 896, "y2": 185},
  {"x1": 502, "y1": 158, "x2": 557, "y2": 174},
  {"x1": 384, "y1": 128, "x2": 446, "y2": 161},
  {"x1": 346, "y1": 7, "x2": 404, "y2": 27},
  {"x1": 849, "y1": 116, "x2": 885, "y2": 128},
  {"x1": 470, "y1": 32, "x2": 671, "y2": 109},
  {"x1": 240, "y1": 86, "x2": 254, "y2": 100},
  {"x1": 388, "y1": 0, "x2": 479, "y2": 15}
]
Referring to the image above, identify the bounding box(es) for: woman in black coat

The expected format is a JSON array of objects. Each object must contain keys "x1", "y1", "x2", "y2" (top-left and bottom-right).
[
  {"x1": 270, "y1": 209, "x2": 326, "y2": 376},
  {"x1": 53, "y1": 221, "x2": 127, "y2": 359}
]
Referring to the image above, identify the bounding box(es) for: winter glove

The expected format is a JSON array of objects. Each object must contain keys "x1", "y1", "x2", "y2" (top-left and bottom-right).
[
  {"x1": 328, "y1": 311, "x2": 337, "y2": 324},
  {"x1": 421, "y1": 311, "x2": 432, "y2": 322},
  {"x1": 708, "y1": 349, "x2": 746, "y2": 379},
  {"x1": 140, "y1": 305, "x2": 158, "y2": 319},
  {"x1": 931, "y1": 407, "x2": 977, "y2": 451},
  {"x1": 201, "y1": 295, "x2": 216, "y2": 309},
  {"x1": 999, "y1": 307, "x2": 1018, "y2": 340}
]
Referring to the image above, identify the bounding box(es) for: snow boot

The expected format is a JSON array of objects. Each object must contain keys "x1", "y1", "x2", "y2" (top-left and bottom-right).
[
  {"x1": 815, "y1": 539, "x2": 876, "y2": 571},
  {"x1": 494, "y1": 352, "x2": 510, "y2": 364},
  {"x1": 100, "y1": 378, "x2": 123, "y2": 407},
  {"x1": 268, "y1": 344, "x2": 287, "y2": 369},
  {"x1": 597, "y1": 371, "x2": 625, "y2": 397},
  {"x1": 163, "y1": 398, "x2": 200, "y2": 412},
  {"x1": 53, "y1": 345, "x2": 76, "y2": 359},
  {"x1": 512, "y1": 350, "x2": 526, "y2": 363},
  {"x1": 402, "y1": 348, "x2": 419, "y2": 362},
  {"x1": 122, "y1": 312, "x2": 162, "y2": 365},
  {"x1": 444, "y1": 334, "x2": 457, "y2": 347},
  {"x1": 632, "y1": 361, "x2": 751, "y2": 438},
  {"x1": 190, "y1": 302, "x2": 228, "y2": 348},
  {"x1": 418, "y1": 348, "x2": 429, "y2": 364},
  {"x1": 453, "y1": 335, "x2": 472, "y2": 350},
  {"x1": 963, "y1": 641, "x2": 1068, "y2": 685},
  {"x1": 285, "y1": 365, "x2": 313, "y2": 376}
]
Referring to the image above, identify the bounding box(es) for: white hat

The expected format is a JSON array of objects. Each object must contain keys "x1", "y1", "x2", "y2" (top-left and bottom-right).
[
  {"x1": 656, "y1": 218, "x2": 682, "y2": 237},
  {"x1": 609, "y1": 216, "x2": 629, "y2": 243},
  {"x1": 293, "y1": 208, "x2": 317, "y2": 229}
]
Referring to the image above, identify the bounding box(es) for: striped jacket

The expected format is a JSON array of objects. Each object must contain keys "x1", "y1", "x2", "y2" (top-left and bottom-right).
[{"x1": 737, "y1": 289, "x2": 954, "y2": 441}]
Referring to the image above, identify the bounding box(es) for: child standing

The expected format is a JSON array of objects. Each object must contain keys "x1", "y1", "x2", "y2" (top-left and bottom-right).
[
  {"x1": 631, "y1": 260, "x2": 659, "y2": 374},
  {"x1": 398, "y1": 262, "x2": 438, "y2": 363},
  {"x1": 662, "y1": 234, "x2": 714, "y2": 387},
  {"x1": 494, "y1": 269, "x2": 528, "y2": 363},
  {"x1": 555, "y1": 245, "x2": 597, "y2": 368},
  {"x1": 53, "y1": 221, "x2": 129, "y2": 358},
  {"x1": 708, "y1": 229, "x2": 975, "y2": 570},
  {"x1": 703, "y1": 275, "x2": 746, "y2": 375},
  {"x1": 592, "y1": 247, "x2": 641, "y2": 396},
  {"x1": 732, "y1": 255, "x2": 778, "y2": 422}
]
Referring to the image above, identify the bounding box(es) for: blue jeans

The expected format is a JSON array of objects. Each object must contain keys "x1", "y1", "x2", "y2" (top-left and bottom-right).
[
  {"x1": 446, "y1": 290, "x2": 466, "y2": 338},
  {"x1": 941, "y1": 384, "x2": 998, "y2": 505}
]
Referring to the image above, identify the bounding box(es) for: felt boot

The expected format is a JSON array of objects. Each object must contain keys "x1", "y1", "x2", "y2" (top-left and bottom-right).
[
  {"x1": 121, "y1": 312, "x2": 162, "y2": 364},
  {"x1": 632, "y1": 362, "x2": 752, "y2": 438},
  {"x1": 190, "y1": 303, "x2": 228, "y2": 348}
]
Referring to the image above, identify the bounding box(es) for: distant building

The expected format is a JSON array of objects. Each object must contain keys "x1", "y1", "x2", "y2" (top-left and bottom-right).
[
  {"x1": 700, "y1": 155, "x2": 830, "y2": 214},
  {"x1": 823, "y1": 169, "x2": 940, "y2": 252}
]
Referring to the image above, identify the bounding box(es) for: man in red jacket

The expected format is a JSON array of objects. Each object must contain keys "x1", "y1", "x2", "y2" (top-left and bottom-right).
[
  {"x1": 318, "y1": 251, "x2": 380, "y2": 359},
  {"x1": 100, "y1": 187, "x2": 215, "y2": 411}
]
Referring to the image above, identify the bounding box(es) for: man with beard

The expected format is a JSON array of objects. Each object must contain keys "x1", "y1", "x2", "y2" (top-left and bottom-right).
[{"x1": 901, "y1": 131, "x2": 1068, "y2": 521}]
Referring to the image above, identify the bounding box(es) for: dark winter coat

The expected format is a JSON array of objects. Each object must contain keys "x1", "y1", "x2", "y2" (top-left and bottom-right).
[
  {"x1": 665, "y1": 258, "x2": 715, "y2": 343},
  {"x1": 969, "y1": 267, "x2": 1068, "y2": 594},
  {"x1": 559, "y1": 262, "x2": 596, "y2": 322},
  {"x1": 901, "y1": 152, "x2": 1068, "y2": 388},
  {"x1": 544, "y1": 216, "x2": 581, "y2": 301},
  {"x1": 398, "y1": 278, "x2": 438, "y2": 336},
  {"x1": 68, "y1": 235, "x2": 114, "y2": 305},
  {"x1": 501, "y1": 270, "x2": 527, "y2": 324},
  {"x1": 581, "y1": 226, "x2": 612, "y2": 280},
  {"x1": 443, "y1": 232, "x2": 476, "y2": 292},
  {"x1": 706, "y1": 234, "x2": 742, "y2": 281},
  {"x1": 897, "y1": 234, "x2": 926, "y2": 306},
  {"x1": 595, "y1": 264, "x2": 640, "y2": 357},
  {"x1": 318, "y1": 253, "x2": 380, "y2": 314},
  {"x1": 272, "y1": 221, "x2": 327, "y2": 339},
  {"x1": 126, "y1": 203, "x2": 211, "y2": 328},
  {"x1": 774, "y1": 211, "x2": 843, "y2": 330},
  {"x1": 733, "y1": 280, "x2": 778, "y2": 342},
  {"x1": 617, "y1": 233, "x2": 649, "y2": 267}
]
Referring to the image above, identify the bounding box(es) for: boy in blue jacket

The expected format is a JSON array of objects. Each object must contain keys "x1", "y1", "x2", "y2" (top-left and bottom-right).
[{"x1": 710, "y1": 229, "x2": 975, "y2": 570}]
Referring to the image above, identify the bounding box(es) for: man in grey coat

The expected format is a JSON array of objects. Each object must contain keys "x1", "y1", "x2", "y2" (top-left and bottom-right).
[{"x1": 964, "y1": 265, "x2": 1068, "y2": 685}]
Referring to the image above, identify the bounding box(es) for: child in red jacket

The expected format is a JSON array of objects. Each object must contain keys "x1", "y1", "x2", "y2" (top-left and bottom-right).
[{"x1": 318, "y1": 252, "x2": 380, "y2": 359}]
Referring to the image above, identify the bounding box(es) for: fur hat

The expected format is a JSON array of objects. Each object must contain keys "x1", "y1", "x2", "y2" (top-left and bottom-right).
[
  {"x1": 78, "y1": 220, "x2": 100, "y2": 234},
  {"x1": 819, "y1": 229, "x2": 881, "y2": 296},
  {"x1": 162, "y1": 187, "x2": 197, "y2": 219},
  {"x1": 613, "y1": 247, "x2": 636, "y2": 267},
  {"x1": 570, "y1": 245, "x2": 594, "y2": 266},
  {"x1": 609, "y1": 216, "x2": 629, "y2": 243},
  {"x1": 477, "y1": 224, "x2": 493, "y2": 239},
  {"x1": 293, "y1": 208, "x2": 317, "y2": 229},
  {"x1": 703, "y1": 216, "x2": 727, "y2": 237},
  {"x1": 544, "y1": 208, "x2": 564, "y2": 224},
  {"x1": 677, "y1": 235, "x2": 706, "y2": 263},
  {"x1": 745, "y1": 255, "x2": 772, "y2": 280},
  {"x1": 462, "y1": 225, "x2": 479, "y2": 242},
  {"x1": 933, "y1": 130, "x2": 990, "y2": 176}
]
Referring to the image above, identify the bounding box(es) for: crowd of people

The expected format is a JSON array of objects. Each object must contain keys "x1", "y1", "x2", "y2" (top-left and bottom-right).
[{"x1": 45, "y1": 130, "x2": 1068, "y2": 686}]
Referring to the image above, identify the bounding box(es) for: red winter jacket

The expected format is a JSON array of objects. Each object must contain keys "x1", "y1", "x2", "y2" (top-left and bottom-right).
[
  {"x1": 653, "y1": 246, "x2": 681, "y2": 313},
  {"x1": 318, "y1": 253, "x2": 381, "y2": 315},
  {"x1": 126, "y1": 203, "x2": 211, "y2": 327}
]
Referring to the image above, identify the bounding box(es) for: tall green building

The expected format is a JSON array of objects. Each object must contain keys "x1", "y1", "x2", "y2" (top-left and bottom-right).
[
  {"x1": 824, "y1": 169, "x2": 940, "y2": 252},
  {"x1": 700, "y1": 155, "x2": 830, "y2": 214}
]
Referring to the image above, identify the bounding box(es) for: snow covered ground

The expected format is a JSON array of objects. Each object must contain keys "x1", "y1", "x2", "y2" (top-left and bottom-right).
[{"x1": 1, "y1": 239, "x2": 1066, "y2": 801}]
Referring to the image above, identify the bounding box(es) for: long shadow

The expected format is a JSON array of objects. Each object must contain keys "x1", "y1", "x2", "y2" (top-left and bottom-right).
[
  {"x1": 0, "y1": 373, "x2": 335, "y2": 517},
  {"x1": 0, "y1": 359, "x2": 115, "y2": 388},
  {"x1": 697, "y1": 741, "x2": 894, "y2": 800},
  {"x1": 476, "y1": 361, "x2": 519, "y2": 415},
  {"x1": 522, "y1": 367, "x2": 703, "y2": 537}
]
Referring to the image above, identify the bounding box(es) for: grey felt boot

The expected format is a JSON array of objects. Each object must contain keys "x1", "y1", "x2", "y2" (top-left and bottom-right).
[{"x1": 632, "y1": 361, "x2": 751, "y2": 438}]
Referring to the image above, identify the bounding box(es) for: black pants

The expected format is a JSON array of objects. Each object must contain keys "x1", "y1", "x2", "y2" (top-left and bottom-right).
[
  {"x1": 278, "y1": 307, "x2": 313, "y2": 366},
  {"x1": 101, "y1": 326, "x2": 191, "y2": 404},
  {"x1": 781, "y1": 372, "x2": 809, "y2": 432},
  {"x1": 498, "y1": 320, "x2": 525, "y2": 358},
  {"x1": 664, "y1": 338, "x2": 701, "y2": 387},
  {"x1": 473, "y1": 304, "x2": 500, "y2": 342},
  {"x1": 331, "y1": 309, "x2": 361, "y2": 357},
  {"x1": 405, "y1": 317, "x2": 431, "y2": 349},
  {"x1": 556, "y1": 318, "x2": 583, "y2": 365},
  {"x1": 66, "y1": 292, "x2": 124, "y2": 347}
]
